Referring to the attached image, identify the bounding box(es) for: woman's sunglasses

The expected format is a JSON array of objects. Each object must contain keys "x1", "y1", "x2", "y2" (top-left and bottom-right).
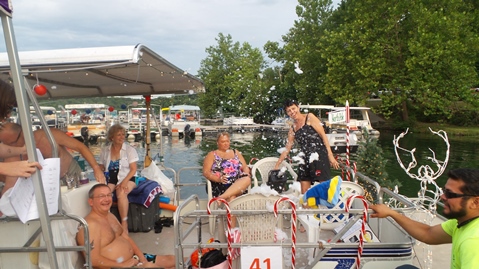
[{"x1": 443, "y1": 189, "x2": 477, "y2": 199}]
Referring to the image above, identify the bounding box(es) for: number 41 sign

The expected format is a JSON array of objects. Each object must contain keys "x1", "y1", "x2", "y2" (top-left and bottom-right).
[{"x1": 240, "y1": 246, "x2": 283, "y2": 269}]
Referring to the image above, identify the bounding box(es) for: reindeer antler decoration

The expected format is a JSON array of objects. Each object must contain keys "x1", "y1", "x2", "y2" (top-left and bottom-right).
[{"x1": 393, "y1": 128, "x2": 450, "y2": 207}]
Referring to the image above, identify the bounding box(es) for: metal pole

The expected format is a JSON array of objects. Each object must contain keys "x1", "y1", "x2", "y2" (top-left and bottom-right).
[{"x1": 1, "y1": 14, "x2": 59, "y2": 269}]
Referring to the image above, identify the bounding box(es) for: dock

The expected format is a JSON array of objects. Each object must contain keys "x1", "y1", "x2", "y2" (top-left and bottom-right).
[{"x1": 160, "y1": 124, "x2": 289, "y2": 136}]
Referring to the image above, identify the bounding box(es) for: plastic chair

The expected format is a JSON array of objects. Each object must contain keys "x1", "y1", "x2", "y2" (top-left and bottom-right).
[
  {"x1": 298, "y1": 181, "x2": 365, "y2": 244},
  {"x1": 251, "y1": 157, "x2": 297, "y2": 187},
  {"x1": 206, "y1": 179, "x2": 252, "y2": 237},
  {"x1": 228, "y1": 193, "x2": 283, "y2": 243}
]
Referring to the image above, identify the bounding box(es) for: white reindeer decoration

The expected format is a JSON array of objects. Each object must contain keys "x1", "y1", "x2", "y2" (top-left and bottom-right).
[
  {"x1": 393, "y1": 127, "x2": 450, "y2": 269},
  {"x1": 393, "y1": 127, "x2": 450, "y2": 210}
]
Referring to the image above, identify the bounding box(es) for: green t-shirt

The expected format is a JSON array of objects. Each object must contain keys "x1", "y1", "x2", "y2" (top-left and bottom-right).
[{"x1": 441, "y1": 218, "x2": 479, "y2": 269}]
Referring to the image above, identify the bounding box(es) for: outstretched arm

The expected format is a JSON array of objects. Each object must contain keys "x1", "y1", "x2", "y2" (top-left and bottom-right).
[
  {"x1": 275, "y1": 128, "x2": 294, "y2": 169},
  {"x1": 0, "y1": 160, "x2": 42, "y2": 177},
  {"x1": 370, "y1": 204, "x2": 451, "y2": 245},
  {"x1": 0, "y1": 143, "x2": 26, "y2": 158},
  {"x1": 51, "y1": 128, "x2": 106, "y2": 183}
]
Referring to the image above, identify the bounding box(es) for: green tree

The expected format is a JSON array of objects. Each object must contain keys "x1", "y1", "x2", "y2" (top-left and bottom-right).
[
  {"x1": 320, "y1": 0, "x2": 479, "y2": 120},
  {"x1": 197, "y1": 33, "x2": 267, "y2": 119},
  {"x1": 355, "y1": 129, "x2": 401, "y2": 202},
  {"x1": 264, "y1": 0, "x2": 335, "y2": 105}
]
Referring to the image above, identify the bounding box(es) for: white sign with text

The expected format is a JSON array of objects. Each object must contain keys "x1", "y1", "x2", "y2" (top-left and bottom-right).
[{"x1": 241, "y1": 246, "x2": 283, "y2": 269}]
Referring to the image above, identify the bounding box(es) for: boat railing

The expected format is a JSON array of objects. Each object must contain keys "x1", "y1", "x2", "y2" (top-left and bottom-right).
[
  {"x1": 173, "y1": 193, "x2": 416, "y2": 269},
  {"x1": 174, "y1": 166, "x2": 204, "y2": 205}
]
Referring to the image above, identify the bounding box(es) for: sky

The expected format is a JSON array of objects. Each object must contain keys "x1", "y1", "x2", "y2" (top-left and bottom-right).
[{"x1": 0, "y1": 0, "x2": 312, "y2": 76}]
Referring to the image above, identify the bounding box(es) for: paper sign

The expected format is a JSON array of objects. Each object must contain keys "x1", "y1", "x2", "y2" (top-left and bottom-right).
[
  {"x1": 333, "y1": 219, "x2": 380, "y2": 243},
  {"x1": 8, "y1": 149, "x2": 60, "y2": 223},
  {"x1": 241, "y1": 246, "x2": 282, "y2": 269},
  {"x1": 328, "y1": 110, "x2": 346, "y2": 124}
]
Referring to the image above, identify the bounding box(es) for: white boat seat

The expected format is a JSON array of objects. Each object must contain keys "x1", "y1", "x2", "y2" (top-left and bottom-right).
[
  {"x1": 0, "y1": 181, "x2": 96, "y2": 269},
  {"x1": 251, "y1": 157, "x2": 297, "y2": 188}
]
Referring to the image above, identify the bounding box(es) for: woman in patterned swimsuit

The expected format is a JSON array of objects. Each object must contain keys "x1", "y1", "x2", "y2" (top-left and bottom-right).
[
  {"x1": 203, "y1": 132, "x2": 251, "y2": 201},
  {"x1": 275, "y1": 100, "x2": 339, "y2": 194}
]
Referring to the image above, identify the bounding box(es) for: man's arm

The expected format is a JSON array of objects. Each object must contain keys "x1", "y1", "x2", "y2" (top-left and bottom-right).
[
  {"x1": 50, "y1": 128, "x2": 106, "y2": 183},
  {"x1": 0, "y1": 143, "x2": 26, "y2": 158},
  {"x1": 370, "y1": 204, "x2": 451, "y2": 245}
]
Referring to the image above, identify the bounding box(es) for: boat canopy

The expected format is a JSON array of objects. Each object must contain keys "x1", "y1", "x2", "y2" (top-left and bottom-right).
[
  {"x1": 169, "y1": 105, "x2": 200, "y2": 111},
  {"x1": 64, "y1": 104, "x2": 107, "y2": 109},
  {"x1": 300, "y1": 104, "x2": 371, "y2": 111},
  {"x1": 0, "y1": 44, "x2": 205, "y2": 99}
]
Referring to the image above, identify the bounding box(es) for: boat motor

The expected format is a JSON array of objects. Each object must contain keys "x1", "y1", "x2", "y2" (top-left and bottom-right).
[{"x1": 80, "y1": 126, "x2": 89, "y2": 143}]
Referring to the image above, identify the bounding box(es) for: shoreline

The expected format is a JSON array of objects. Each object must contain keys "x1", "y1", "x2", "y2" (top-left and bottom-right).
[{"x1": 376, "y1": 121, "x2": 479, "y2": 137}]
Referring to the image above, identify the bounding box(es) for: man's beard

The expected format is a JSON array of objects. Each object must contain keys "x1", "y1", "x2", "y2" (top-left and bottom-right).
[{"x1": 442, "y1": 200, "x2": 468, "y2": 219}]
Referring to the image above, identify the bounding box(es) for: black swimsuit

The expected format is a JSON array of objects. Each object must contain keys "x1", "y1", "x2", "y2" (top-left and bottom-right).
[{"x1": 294, "y1": 113, "x2": 331, "y2": 182}]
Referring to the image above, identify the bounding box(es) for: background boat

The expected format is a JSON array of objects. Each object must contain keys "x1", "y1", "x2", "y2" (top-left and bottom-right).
[
  {"x1": 165, "y1": 105, "x2": 202, "y2": 139},
  {"x1": 64, "y1": 103, "x2": 111, "y2": 143}
]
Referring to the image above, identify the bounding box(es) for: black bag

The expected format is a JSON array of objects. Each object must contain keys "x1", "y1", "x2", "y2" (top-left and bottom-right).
[
  {"x1": 200, "y1": 249, "x2": 227, "y2": 268},
  {"x1": 310, "y1": 160, "x2": 322, "y2": 178},
  {"x1": 267, "y1": 169, "x2": 287, "y2": 193}
]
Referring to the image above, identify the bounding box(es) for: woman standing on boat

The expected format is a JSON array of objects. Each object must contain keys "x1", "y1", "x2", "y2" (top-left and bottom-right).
[
  {"x1": 275, "y1": 100, "x2": 339, "y2": 194},
  {"x1": 203, "y1": 132, "x2": 251, "y2": 201},
  {"x1": 99, "y1": 124, "x2": 139, "y2": 232}
]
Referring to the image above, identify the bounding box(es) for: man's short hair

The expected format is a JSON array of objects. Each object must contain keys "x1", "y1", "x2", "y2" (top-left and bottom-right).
[
  {"x1": 448, "y1": 168, "x2": 479, "y2": 196},
  {"x1": 88, "y1": 184, "x2": 109, "y2": 198}
]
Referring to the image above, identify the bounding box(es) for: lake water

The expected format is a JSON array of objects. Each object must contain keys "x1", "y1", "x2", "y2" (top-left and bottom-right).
[{"x1": 86, "y1": 129, "x2": 479, "y2": 199}]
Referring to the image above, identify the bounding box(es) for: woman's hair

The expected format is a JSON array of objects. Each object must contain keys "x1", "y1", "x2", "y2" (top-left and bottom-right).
[
  {"x1": 0, "y1": 80, "x2": 17, "y2": 121},
  {"x1": 283, "y1": 99, "x2": 299, "y2": 110},
  {"x1": 106, "y1": 124, "x2": 126, "y2": 142},
  {"x1": 217, "y1": 132, "x2": 230, "y2": 141}
]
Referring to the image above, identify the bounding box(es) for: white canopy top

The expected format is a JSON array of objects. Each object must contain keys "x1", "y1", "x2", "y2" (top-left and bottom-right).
[
  {"x1": 169, "y1": 105, "x2": 201, "y2": 111},
  {"x1": 0, "y1": 44, "x2": 204, "y2": 99}
]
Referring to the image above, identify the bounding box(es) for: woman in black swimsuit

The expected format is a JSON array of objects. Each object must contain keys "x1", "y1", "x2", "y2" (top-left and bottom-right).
[{"x1": 275, "y1": 100, "x2": 339, "y2": 193}]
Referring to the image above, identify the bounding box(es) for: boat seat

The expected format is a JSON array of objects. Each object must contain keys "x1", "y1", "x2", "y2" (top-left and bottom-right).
[
  {"x1": 228, "y1": 193, "x2": 283, "y2": 243},
  {"x1": 206, "y1": 179, "x2": 252, "y2": 237},
  {"x1": 227, "y1": 193, "x2": 285, "y2": 267},
  {"x1": 298, "y1": 181, "x2": 365, "y2": 252},
  {"x1": 38, "y1": 182, "x2": 98, "y2": 268},
  {"x1": 251, "y1": 157, "x2": 298, "y2": 188},
  {"x1": 0, "y1": 181, "x2": 96, "y2": 269}
]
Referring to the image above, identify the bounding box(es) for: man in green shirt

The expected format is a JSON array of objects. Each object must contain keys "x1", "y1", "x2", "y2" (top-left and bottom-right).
[{"x1": 371, "y1": 168, "x2": 479, "y2": 269}]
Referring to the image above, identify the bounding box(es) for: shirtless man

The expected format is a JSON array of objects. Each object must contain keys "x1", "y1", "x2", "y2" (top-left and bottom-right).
[
  {"x1": 0, "y1": 122, "x2": 106, "y2": 195},
  {"x1": 76, "y1": 184, "x2": 175, "y2": 269}
]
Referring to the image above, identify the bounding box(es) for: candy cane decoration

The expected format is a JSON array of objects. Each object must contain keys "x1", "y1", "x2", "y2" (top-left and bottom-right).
[
  {"x1": 273, "y1": 197, "x2": 297, "y2": 269},
  {"x1": 207, "y1": 197, "x2": 232, "y2": 269},
  {"x1": 345, "y1": 100, "x2": 351, "y2": 181},
  {"x1": 345, "y1": 195, "x2": 369, "y2": 268}
]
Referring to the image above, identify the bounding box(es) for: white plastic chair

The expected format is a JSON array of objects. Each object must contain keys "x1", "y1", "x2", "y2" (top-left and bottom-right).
[
  {"x1": 228, "y1": 193, "x2": 283, "y2": 243},
  {"x1": 228, "y1": 194, "x2": 284, "y2": 267},
  {"x1": 206, "y1": 179, "x2": 252, "y2": 237},
  {"x1": 298, "y1": 181, "x2": 365, "y2": 244},
  {"x1": 251, "y1": 157, "x2": 297, "y2": 187}
]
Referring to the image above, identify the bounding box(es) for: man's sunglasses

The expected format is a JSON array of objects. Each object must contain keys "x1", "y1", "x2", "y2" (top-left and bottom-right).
[{"x1": 443, "y1": 189, "x2": 478, "y2": 199}]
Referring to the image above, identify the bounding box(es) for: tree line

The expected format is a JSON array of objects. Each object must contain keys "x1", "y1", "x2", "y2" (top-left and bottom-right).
[{"x1": 197, "y1": 0, "x2": 479, "y2": 127}]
